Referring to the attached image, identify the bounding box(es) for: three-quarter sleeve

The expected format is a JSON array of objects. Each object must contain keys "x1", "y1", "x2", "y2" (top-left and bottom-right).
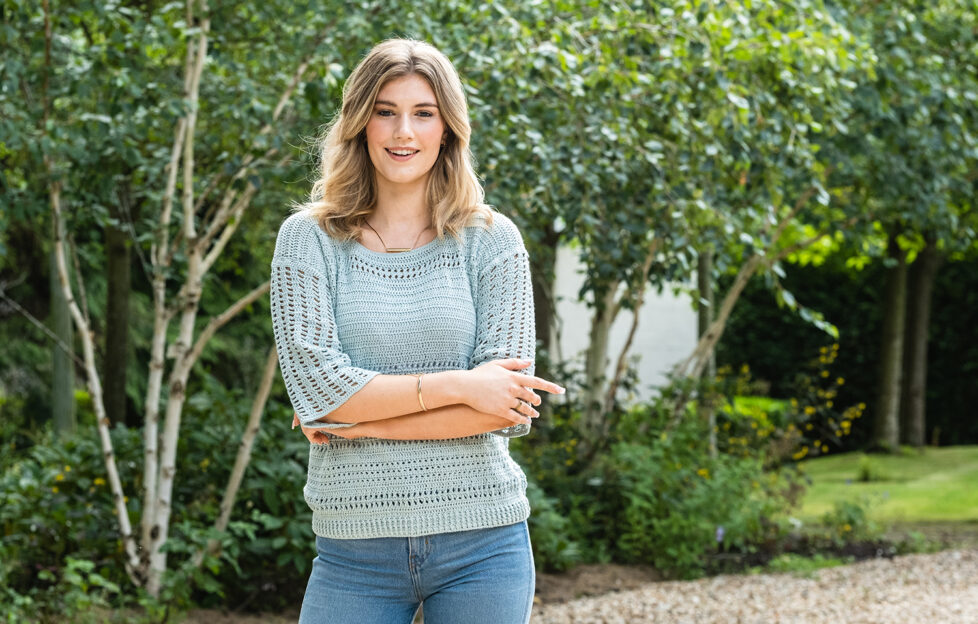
[
  {"x1": 270, "y1": 215, "x2": 379, "y2": 425},
  {"x1": 469, "y1": 215, "x2": 537, "y2": 438}
]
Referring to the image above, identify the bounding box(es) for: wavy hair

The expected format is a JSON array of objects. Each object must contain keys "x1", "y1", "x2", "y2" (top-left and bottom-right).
[{"x1": 299, "y1": 38, "x2": 494, "y2": 241}]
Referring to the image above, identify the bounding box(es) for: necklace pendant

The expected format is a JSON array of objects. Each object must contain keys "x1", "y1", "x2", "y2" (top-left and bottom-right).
[{"x1": 386, "y1": 247, "x2": 411, "y2": 253}]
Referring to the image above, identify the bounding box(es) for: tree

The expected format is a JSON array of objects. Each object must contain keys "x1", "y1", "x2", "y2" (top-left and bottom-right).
[
  {"x1": 4, "y1": 0, "x2": 357, "y2": 595},
  {"x1": 825, "y1": 0, "x2": 978, "y2": 450}
]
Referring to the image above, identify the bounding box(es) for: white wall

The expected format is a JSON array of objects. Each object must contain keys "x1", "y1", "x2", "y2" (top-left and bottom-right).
[{"x1": 550, "y1": 243, "x2": 698, "y2": 405}]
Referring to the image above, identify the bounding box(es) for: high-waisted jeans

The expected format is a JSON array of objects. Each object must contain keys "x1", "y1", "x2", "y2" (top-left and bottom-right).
[{"x1": 298, "y1": 520, "x2": 535, "y2": 624}]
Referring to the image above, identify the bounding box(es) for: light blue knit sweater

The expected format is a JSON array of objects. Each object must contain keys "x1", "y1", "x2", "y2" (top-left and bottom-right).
[{"x1": 270, "y1": 209, "x2": 535, "y2": 539}]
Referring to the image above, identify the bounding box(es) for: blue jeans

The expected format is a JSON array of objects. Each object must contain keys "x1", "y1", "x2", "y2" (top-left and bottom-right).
[{"x1": 299, "y1": 520, "x2": 535, "y2": 624}]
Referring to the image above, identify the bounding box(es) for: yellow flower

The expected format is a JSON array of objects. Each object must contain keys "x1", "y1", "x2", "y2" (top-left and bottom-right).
[
  {"x1": 836, "y1": 377, "x2": 845, "y2": 385},
  {"x1": 804, "y1": 406, "x2": 816, "y2": 416},
  {"x1": 826, "y1": 401, "x2": 834, "y2": 408},
  {"x1": 843, "y1": 523, "x2": 852, "y2": 532},
  {"x1": 805, "y1": 423, "x2": 814, "y2": 431},
  {"x1": 52, "y1": 486, "x2": 59, "y2": 494},
  {"x1": 697, "y1": 468, "x2": 710, "y2": 479},
  {"x1": 858, "y1": 402, "x2": 866, "y2": 411},
  {"x1": 94, "y1": 477, "x2": 106, "y2": 486},
  {"x1": 821, "y1": 445, "x2": 829, "y2": 453},
  {"x1": 200, "y1": 458, "x2": 211, "y2": 470},
  {"x1": 64, "y1": 465, "x2": 71, "y2": 472},
  {"x1": 124, "y1": 496, "x2": 129, "y2": 503},
  {"x1": 55, "y1": 473, "x2": 65, "y2": 482},
  {"x1": 820, "y1": 370, "x2": 830, "y2": 378}
]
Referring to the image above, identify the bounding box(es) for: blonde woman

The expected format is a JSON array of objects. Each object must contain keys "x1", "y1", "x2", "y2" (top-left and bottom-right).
[{"x1": 269, "y1": 38, "x2": 564, "y2": 624}]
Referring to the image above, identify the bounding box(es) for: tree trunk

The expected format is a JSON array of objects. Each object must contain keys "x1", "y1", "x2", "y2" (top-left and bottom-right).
[
  {"x1": 104, "y1": 210, "x2": 131, "y2": 427},
  {"x1": 873, "y1": 231, "x2": 907, "y2": 452},
  {"x1": 581, "y1": 284, "x2": 618, "y2": 440},
  {"x1": 50, "y1": 246, "x2": 76, "y2": 436},
  {"x1": 900, "y1": 235, "x2": 941, "y2": 448},
  {"x1": 530, "y1": 224, "x2": 558, "y2": 422},
  {"x1": 697, "y1": 249, "x2": 717, "y2": 457}
]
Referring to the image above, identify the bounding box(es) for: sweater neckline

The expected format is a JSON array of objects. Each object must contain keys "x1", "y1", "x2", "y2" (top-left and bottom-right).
[{"x1": 348, "y1": 235, "x2": 445, "y2": 264}]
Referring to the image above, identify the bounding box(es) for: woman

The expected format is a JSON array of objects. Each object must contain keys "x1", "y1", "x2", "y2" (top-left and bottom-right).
[{"x1": 269, "y1": 38, "x2": 565, "y2": 624}]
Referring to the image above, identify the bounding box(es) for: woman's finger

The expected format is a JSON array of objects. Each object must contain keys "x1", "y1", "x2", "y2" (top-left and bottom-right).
[
  {"x1": 493, "y1": 358, "x2": 534, "y2": 370},
  {"x1": 506, "y1": 401, "x2": 535, "y2": 424},
  {"x1": 518, "y1": 387, "x2": 542, "y2": 406},
  {"x1": 514, "y1": 374, "x2": 564, "y2": 396}
]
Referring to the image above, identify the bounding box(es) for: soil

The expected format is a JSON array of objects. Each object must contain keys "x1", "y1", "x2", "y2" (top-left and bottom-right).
[{"x1": 534, "y1": 562, "x2": 663, "y2": 605}]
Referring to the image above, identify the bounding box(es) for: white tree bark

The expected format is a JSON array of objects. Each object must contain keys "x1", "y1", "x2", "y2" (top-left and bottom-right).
[{"x1": 51, "y1": 180, "x2": 142, "y2": 579}]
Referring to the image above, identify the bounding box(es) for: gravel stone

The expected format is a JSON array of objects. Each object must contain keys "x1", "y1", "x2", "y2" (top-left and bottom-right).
[{"x1": 531, "y1": 549, "x2": 978, "y2": 623}]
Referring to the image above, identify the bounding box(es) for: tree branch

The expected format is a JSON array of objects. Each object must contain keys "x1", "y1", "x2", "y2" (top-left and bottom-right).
[
  {"x1": 185, "y1": 281, "x2": 271, "y2": 370},
  {"x1": 192, "y1": 345, "x2": 278, "y2": 569}
]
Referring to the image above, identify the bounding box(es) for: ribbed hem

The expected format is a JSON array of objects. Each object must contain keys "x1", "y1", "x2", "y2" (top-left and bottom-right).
[{"x1": 311, "y1": 496, "x2": 530, "y2": 539}]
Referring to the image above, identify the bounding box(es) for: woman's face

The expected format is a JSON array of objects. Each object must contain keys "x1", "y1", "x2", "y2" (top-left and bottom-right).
[{"x1": 365, "y1": 74, "x2": 447, "y2": 193}]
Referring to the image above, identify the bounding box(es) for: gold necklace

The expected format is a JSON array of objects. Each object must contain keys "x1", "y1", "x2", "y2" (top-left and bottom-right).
[{"x1": 363, "y1": 220, "x2": 431, "y2": 253}]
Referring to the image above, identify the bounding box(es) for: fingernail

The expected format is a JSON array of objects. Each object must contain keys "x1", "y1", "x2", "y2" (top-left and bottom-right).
[
  {"x1": 292, "y1": 421, "x2": 296, "y2": 430},
  {"x1": 557, "y1": 386, "x2": 565, "y2": 394}
]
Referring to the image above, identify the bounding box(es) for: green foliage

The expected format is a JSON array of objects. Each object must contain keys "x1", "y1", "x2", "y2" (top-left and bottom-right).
[
  {"x1": 720, "y1": 252, "x2": 978, "y2": 446},
  {"x1": 0, "y1": 376, "x2": 313, "y2": 614},
  {"x1": 0, "y1": 425, "x2": 139, "y2": 599},
  {"x1": 758, "y1": 552, "x2": 853, "y2": 579},
  {"x1": 781, "y1": 344, "x2": 866, "y2": 461},
  {"x1": 524, "y1": 476, "x2": 582, "y2": 573},
  {"x1": 817, "y1": 498, "x2": 883, "y2": 546},
  {"x1": 597, "y1": 428, "x2": 793, "y2": 579},
  {"x1": 856, "y1": 454, "x2": 888, "y2": 483},
  {"x1": 518, "y1": 387, "x2": 803, "y2": 579}
]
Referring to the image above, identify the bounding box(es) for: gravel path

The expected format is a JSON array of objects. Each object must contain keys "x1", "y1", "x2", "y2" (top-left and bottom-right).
[{"x1": 530, "y1": 549, "x2": 978, "y2": 623}]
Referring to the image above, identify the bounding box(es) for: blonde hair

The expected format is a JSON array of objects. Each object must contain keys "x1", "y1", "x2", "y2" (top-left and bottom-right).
[{"x1": 300, "y1": 38, "x2": 494, "y2": 241}]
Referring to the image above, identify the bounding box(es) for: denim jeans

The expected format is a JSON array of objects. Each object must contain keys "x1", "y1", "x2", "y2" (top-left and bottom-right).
[{"x1": 298, "y1": 520, "x2": 535, "y2": 624}]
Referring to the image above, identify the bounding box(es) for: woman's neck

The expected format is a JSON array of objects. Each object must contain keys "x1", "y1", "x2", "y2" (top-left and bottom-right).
[{"x1": 372, "y1": 179, "x2": 431, "y2": 232}]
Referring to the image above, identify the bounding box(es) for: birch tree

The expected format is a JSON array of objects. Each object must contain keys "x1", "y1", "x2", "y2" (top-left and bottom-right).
[{"x1": 10, "y1": 0, "x2": 344, "y2": 595}]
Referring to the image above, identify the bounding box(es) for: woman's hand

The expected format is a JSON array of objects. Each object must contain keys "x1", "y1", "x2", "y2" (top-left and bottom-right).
[
  {"x1": 462, "y1": 359, "x2": 565, "y2": 425},
  {"x1": 292, "y1": 413, "x2": 358, "y2": 445}
]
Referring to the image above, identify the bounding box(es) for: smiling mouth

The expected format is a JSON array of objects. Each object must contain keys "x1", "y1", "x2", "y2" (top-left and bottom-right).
[{"x1": 386, "y1": 148, "x2": 420, "y2": 157}]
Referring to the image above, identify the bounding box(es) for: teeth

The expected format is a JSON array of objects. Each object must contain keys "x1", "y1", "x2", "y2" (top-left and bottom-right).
[{"x1": 389, "y1": 149, "x2": 417, "y2": 156}]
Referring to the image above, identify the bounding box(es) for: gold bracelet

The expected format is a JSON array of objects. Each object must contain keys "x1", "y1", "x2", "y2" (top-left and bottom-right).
[{"x1": 415, "y1": 373, "x2": 428, "y2": 412}]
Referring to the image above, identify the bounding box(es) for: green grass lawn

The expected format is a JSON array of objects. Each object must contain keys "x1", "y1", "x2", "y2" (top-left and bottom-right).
[{"x1": 795, "y1": 445, "x2": 978, "y2": 525}]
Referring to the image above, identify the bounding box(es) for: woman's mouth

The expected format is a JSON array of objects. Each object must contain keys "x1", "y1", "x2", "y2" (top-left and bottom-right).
[{"x1": 385, "y1": 148, "x2": 419, "y2": 161}]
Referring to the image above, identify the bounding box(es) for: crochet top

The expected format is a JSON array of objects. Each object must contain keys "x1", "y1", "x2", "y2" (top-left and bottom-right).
[{"x1": 269, "y1": 209, "x2": 535, "y2": 539}]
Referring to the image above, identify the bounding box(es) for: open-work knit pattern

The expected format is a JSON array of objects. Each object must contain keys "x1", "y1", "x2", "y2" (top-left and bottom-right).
[{"x1": 270, "y1": 210, "x2": 536, "y2": 539}]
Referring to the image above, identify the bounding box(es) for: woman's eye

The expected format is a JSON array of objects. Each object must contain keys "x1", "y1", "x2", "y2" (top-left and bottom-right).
[
  {"x1": 377, "y1": 110, "x2": 394, "y2": 117},
  {"x1": 417, "y1": 111, "x2": 433, "y2": 117}
]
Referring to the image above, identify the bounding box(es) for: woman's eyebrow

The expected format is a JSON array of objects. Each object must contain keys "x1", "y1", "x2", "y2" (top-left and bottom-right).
[{"x1": 374, "y1": 99, "x2": 439, "y2": 108}]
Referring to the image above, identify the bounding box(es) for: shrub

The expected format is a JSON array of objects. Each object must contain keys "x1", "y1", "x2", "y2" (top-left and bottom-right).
[
  {"x1": 818, "y1": 498, "x2": 883, "y2": 546},
  {"x1": 855, "y1": 454, "x2": 887, "y2": 482}
]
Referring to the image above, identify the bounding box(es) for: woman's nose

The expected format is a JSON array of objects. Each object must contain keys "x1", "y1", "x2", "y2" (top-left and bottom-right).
[{"x1": 393, "y1": 114, "x2": 413, "y2": 140}]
